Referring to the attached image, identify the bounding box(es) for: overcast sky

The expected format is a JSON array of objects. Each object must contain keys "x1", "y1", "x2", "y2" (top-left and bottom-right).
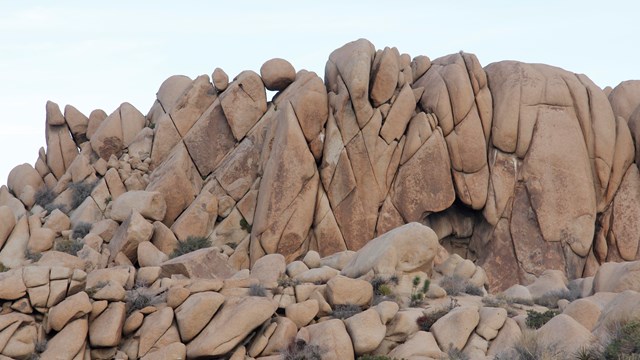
[{"x1": 1, "y1": 1, "x2": 639, "y2": 185}]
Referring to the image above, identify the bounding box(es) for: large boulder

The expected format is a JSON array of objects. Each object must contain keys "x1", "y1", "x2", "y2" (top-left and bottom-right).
[
  {"x1": 341, "y1": 222, "x2": 439, "y2": 278},
  {"x1": 186, "y1": 296, "x2": 277, "y2": 357}
]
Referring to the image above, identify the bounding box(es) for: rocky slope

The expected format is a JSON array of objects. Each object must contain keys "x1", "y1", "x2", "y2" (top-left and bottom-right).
[{"x1": 0, "y1": 38, "x2": 640, "y2": 359}]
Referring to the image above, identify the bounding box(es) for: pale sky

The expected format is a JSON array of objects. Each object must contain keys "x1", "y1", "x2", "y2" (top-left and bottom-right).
[{"x1": 1, "y1": 1, "x2": 639, "y2": 185}]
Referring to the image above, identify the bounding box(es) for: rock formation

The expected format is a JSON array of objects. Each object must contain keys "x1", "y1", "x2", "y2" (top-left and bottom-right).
[{"x1": 0, "y1": 38, "x2": 640, "y2": 359}]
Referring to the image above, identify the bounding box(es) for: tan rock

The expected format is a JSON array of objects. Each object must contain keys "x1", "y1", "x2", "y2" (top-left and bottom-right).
[
  {"x1": 344, "y1": 308, "x2": 386, "y2": 355},
  {"x1": 151, "y1": 221, "x2": 179, "y2": 256},
  {"x1": 219, "y1": 70, "x2": 267, "y2": 140},
  {"x1": 123, "y1": 311, "x2": 144, "y2": 336},
  {"x1": 170, "y1": 190, "x2": 217, "y2": 242},
  {"x1": 0, "y1": 269, "x2": 26, "y2": 300},
  {"x1": 537, "y1": 314, "x2": 593, "y2": 356},
  {"x1": 160, "y1": 248, "x2": 235, "y2": 279},
  {"x1": 260, "y1": 58, "x2": 296, "y2": 91},
  {"x1": 477, "y1": 307, "x2": 507, "y2": 341},
  {"x1": 262, "y1": 317, "x2": 297, "y2": 356},
  {"x1": 7, "y1": 164, "x2": 43, "y2": 206},
  {"x1": 108, "y1": 211, "x2": 154, "y2": 263},
  {"x1": 294, "y1": 266, "x2": 339, "y2": 284},
  {"x1": 325, "y1": 275, "x2": 372, "y2": 306},
  {"x1": 370, "y1": 46, "x2": 399, "y2": 107},
  {"x1": 166, "y1": 286, "x2": 190, "y2": 309},
  {"x1": 27, "y1": 227, "x2": 56, "y2": 253},
  {"x1": 302, "y1": 250, "x2": 321, "y2": 269},
  {"x1": 305, "y1": 318, "x2": 354, "y2": 360},
  {"x1": 137, "y1": 307, "x2": 174, "y2": 357},
  {"x1": 0, "y1": 216, "x2": 29, "y2": 268},
  {"x1": 341, "y1": 222, "x2": 439, "y2": 278},
  {"x1": 526, "y1": 270, "x2": 568, "y2": 299},
  {"x1": 183, "y1": 99, "x2": 236, "y2": 177},
  {"x1": 212, "y1": 68, "x2": 229, "y2": 92},
  {"x1": 110, "y1": 191, "x2": 166, "y2": 222},
  {"x1": 175, "y1": 291, "x2": 225, "y2": 342},
  {"x1": 89, "y1": 301, "x2": 126, "y2": 347},
  {"x1": 48, "y1": 291, "x2": 92, "y2": 331},
  {"x1": 251, "y1": 254, "x2": 286, "y2": 285},
  {"x1": 186, "y1": 296, "x2": 277, "y2": 358},
  {"x1": 90, "y1": 102, "x2": 145, "y2": 160},
  {"x1": 136, "y1": 266, "x2": 161, "y2": 286},
  {"x1": 388, "y1": 331, "x2": 445, "y2": 359},
  {"x1": 374, "y1": 301, "x2": 399, "y2": 325},
  {"x1": 141, "y1": 342, "x2": 186, "y2": 360},
  {"x1": 285, "y1": 299, "x2": 318, "y2": 328},
  {"x1": 385, "y1": 308, "x2": 423, "y2": 342},
  {"x1": 169, "y1": 75, "x2": 216, "y2": 137},
  {"x1": 593, "y1": 260, "x2": 640, "y2": 293},
  {"x1": 137, "y1": 241, "x2": 168, "y2": 267},
  {"x1": 0, "y1": 206, "x2": 16, "y2": 248},
  {"x1": 431, "y1": 306, "x2": 479, "y2": 351},
  {"x1": 146, "y1": 142, "x2": 203, "y2": 226},
  {"x1": 487, "y1": 317, "x2": 522, "y2": 357},
  {"x1": 562, "y1": 298, "x2": 601, "y2": 331},
  {"x1": 40, "y1": 317, "x2": 87, "y2": 360}
]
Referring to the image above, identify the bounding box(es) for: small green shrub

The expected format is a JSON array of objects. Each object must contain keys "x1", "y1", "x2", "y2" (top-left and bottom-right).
[
  {"x1": 603, "y1": 320, "x2": 640, "y2": 359},
  {"x1": 282, "y1": 339, "x2": 322, "y2": 360},
  {"x1": 72, "y1": 222, "x2": 92, "y2": 240},
  {"x1": 239, "y1": 218, "x2": 252, "y2": 233},
  {"x1": 34, "y1": 186, "x2": 56, "y2": 207},
  {"x1": 525, "y1": 309, "x2": 558, "y2": 329},
  {"x1": 104, "y1": 196, "x2": 112, "y2": 206},
  {"x1": 68, "y1": 181, "x2": 97, "y2": 209},
  {"x1": 0, "y1": 262, "x2": 8, "y2": 272},
  {"x1": 249, "y1": 283, "x2": 267, "y2": 297},
  {"x1": 55, "y1": 238, "x2": 83, "y2": 256},
  {"x1": 409, "y1": 275, "x2": 430, "y2": 307},
  {"x1": 331, "y1": 304, "x2": 361, "y2": 319},
  {"x1": 170, "y1": 236, "x2": 211, "y2": 258}
]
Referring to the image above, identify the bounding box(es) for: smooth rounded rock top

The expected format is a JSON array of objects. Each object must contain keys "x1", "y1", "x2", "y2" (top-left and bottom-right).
[{"x1": 260, "y1": 58, "x2": 296, "y2": 91}]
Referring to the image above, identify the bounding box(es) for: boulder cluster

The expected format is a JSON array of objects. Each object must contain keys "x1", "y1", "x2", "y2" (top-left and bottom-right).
[{"x1": 1, "y1": 38, "x2": 640, "y2": 358}]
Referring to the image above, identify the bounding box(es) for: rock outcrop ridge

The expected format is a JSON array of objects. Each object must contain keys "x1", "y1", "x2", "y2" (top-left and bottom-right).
[{"x1": 1, "y1": 38, "x2": 640, "y2": 359}]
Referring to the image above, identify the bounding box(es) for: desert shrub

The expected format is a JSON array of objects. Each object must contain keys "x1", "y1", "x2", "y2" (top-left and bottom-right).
[
  {"x1": 277, "y1": 276, "x2": 300, "y2": 289},
  {"x1": 125, "y1": 286, "x2": 166, "y2": 315},
  {"x1": 602, "y1": 320, "x2": 640, "y2": 359},
  {"x1": 573, "y1": 346, "x2": 602, "y2": 360},
  {"x1": 68, "y1": 181, "x2": 97, "y2": 209},
  {"x1": 416, "y1": 308, "x2": 449, "y2": 331},
  {"x1": 0, "y1": 262, "x2": 7, "y2": 272},
  {"x1": 55, "y1": 238, "x2": 83, "y2": 256},
  {"x1": 72, "y1": 222, "x2": 92, "y2": 240},
  {"x1": 416, "y1": 298, "x2": 459, "y2": 331},
  {"x1": 282, "y1": 339, "x2": 322, "y2": 360},
  {"x1": 249, "y1": 283, "x2": 267, "y2": 297},
  {"x1": 239, "y1": 218, "x2": 252, "y2": 233},
  {"x1": 525, "y1": 309, "x2": 558, "y2": 329},
  {"x1": 331, "y1": 304, "x2": 361, "y2": 319},
  {"x1": 507, "y1": 330, "x2": 561, "y2": 360},
  {"x1": 24, "y1": 249, "x2": 42, "y2": 262},
  {"x1": 44, "y1": 203, "x2": 67, "y2": 214},
  {"x1": 170, "y1": 236, "x2": 211, "y2": 258},
  {"x1": 464, "y1": 283, "x2": 484, "y2": 296},
  {"x1": 409, "y1": 275, "x2": 431, "y2": 307},
  {"x1": 34, "y1": 186, "x2": 56, "y2": 207},
  {"x1": 534, "y1": 289, "x2": 577, "y2": 308}
]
